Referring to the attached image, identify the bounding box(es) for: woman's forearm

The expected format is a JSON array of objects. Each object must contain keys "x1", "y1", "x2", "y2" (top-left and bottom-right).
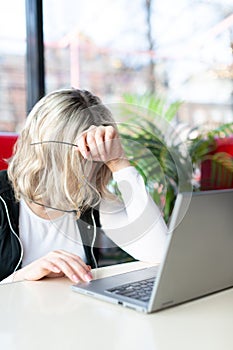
[{"x1": 100, "y1": 166, "x2": 168, "y2": 263}]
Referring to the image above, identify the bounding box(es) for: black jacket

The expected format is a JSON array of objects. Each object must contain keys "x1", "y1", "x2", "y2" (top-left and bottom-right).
[{"x1": 0, "y1": 170, "x2": 100, "y2": 281}]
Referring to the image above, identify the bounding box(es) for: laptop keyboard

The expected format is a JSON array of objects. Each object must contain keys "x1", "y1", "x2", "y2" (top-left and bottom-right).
[{"x1": 106, "y1": 277, "x2": 155, "y2": 302}]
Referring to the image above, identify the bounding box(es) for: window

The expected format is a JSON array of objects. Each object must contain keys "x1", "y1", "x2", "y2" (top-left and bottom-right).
[
  {"x1": 43, "y1": 0, "x2": 233, "y2": 127},
  {"x1": 1, "y1": 1, "x2": 233, "y2": 131},
  {"x1": 0, "y1": 0, "x2": 26, "y2": 132}
]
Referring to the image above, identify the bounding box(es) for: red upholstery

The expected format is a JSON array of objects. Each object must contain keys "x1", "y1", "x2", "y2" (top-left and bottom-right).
[
  {"x1": 200, "y1": 137, "x2": 233, "y2": 190},
  {"x1": 0, "y1": 132, "x2": 18, "y2": 170}
]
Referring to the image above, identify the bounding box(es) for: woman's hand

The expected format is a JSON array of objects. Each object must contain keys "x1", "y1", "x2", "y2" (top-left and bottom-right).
[
  {"x1": 77, "y1": 125, "x2": 130, "y2": 172},
  {"x1": 13, "y1": 250, "x2": 93, "y2": 283}
]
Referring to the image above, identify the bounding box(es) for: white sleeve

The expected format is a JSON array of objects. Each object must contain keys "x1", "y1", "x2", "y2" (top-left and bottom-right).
[{"x1": 99, "y1": 166, "x2": 168, "y2": 263}]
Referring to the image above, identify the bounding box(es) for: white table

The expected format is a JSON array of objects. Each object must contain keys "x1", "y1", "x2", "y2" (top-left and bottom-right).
[{"x1": 0, "y1": 261, "x2": 233, "y2": 350}]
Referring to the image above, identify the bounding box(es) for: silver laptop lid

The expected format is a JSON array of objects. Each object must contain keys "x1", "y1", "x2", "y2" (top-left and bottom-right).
[{"x1": 149, "y1": 189, "x2": 233, "y2": 312}]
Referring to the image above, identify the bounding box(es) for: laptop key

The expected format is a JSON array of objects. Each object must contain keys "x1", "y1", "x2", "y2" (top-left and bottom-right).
[{"x1": 107, "y1": 277, "x2": 156, "y2": 302}]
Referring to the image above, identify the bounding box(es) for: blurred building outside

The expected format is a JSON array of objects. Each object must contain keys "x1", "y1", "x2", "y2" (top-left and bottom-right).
[{"x1": 0, "y1": 0, "x2": 233, "y2": 132}]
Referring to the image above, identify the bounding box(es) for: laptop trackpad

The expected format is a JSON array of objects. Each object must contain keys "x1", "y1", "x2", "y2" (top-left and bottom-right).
[{"x1": 74, "y1": 265, "x2": 159, "y2": 293}]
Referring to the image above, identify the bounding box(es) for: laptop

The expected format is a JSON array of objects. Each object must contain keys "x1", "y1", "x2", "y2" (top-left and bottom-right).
[{"x1": 72, "y1": 189, "x2": 233, "y2": 313}]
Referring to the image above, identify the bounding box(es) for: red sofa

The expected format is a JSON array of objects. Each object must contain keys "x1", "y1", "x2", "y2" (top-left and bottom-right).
[
  {"x1": 0, "y1": 132, "x2": 18, "y2": 170},
  {"x1": 200, "y1": 137, "x2": 233, "y2": 190}
]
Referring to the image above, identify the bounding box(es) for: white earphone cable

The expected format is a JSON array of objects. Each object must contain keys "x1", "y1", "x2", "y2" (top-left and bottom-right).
[
  {"x1": 0, "y1": 196, "x2": 24, "y2": 280},
  {"x1": 90, "y1": 207, "x2": 98, "y2": 270}
]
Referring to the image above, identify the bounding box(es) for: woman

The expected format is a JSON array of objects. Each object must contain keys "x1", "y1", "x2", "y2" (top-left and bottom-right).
[{"x1": 0, "y1": 88, "x2": 167, "y2": 284}]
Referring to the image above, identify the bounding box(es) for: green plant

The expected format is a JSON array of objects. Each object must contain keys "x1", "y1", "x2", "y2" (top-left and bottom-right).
[
  {"x1": 111, "y1": 93, "x2": 233, "y2": 222},
  {"x1": 116, "y1": 94, "x2": 192, "y2": 223}
]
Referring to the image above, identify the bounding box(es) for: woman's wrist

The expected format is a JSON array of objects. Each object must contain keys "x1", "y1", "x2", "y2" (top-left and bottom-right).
[
  {"x1": 106, "y1": 158, "x2": 131, "y2": 173},
  {"x1": 13, "y1": 269, "x2": 25, "y2": 281}
]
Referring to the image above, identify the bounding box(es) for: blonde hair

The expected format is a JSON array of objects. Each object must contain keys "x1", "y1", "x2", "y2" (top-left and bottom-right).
[{"x1": 8, "y1": 89, "x2": 115, "y2": 214}]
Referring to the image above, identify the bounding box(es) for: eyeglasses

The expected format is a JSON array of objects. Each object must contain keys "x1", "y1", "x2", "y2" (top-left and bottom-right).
[
  {"x1": 30, "y1": 140, "x2": 78, "y2": 148},
  {"x1": 25, "y1": 197, "x2": 79, "y2": 214}
]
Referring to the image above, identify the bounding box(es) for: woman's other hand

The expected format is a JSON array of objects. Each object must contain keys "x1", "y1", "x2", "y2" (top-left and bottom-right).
[{"x1": 12, "y1": 250, "x2": 93, "y2": 283}]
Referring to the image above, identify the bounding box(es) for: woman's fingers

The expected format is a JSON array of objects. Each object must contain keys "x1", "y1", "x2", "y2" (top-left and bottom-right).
[
  {"x1": 21, "y1": 250, "x2": 93, "y2": 283},
  {"x1": 46, "y1": 250, "x2": 93, "y2": 283},
  {"x1": 77, "y1": 125, "x2": 96, "y2": 158},
  {"x1": 54, "y1": 249, "x2": 90, "y2": 273},
  {"x1": 95, "y1": 126, "x2": 107, "y2": 160},
  {"x1": 86, "y1": 129, "x2": 99, "y2": 159},
  {"x1": 77, "y1": 133, "x2": 88, "y2": 158},
  {"x1": 77, "y1": 125, "x2": 124, "y2": 163},
  {"x1": 104, "y1": 126, "x2": 122, "y2": 159},
  {"x1": 46, "y1": 256, "x2": 92, "y2": 283}
]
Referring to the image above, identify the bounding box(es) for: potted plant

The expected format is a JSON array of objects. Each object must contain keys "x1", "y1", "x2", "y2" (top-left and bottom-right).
[
  {"x1": 117, "y1": 94, "x2": 233, "y2": 221},
  {"x1": 116, "y1": 94, "x2": 193, "y2": 223}
]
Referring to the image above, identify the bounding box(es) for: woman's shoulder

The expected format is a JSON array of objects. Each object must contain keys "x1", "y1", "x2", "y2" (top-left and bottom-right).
[
  {"x1": 0, "y1": 170, "x2": 11, "y2": 193},
  {"x1": 0, "y1": 170, "x2": 16, "y2": 204},
  {"x1": 0, "y1": 170, "x2": 19, "y2": 225}
]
